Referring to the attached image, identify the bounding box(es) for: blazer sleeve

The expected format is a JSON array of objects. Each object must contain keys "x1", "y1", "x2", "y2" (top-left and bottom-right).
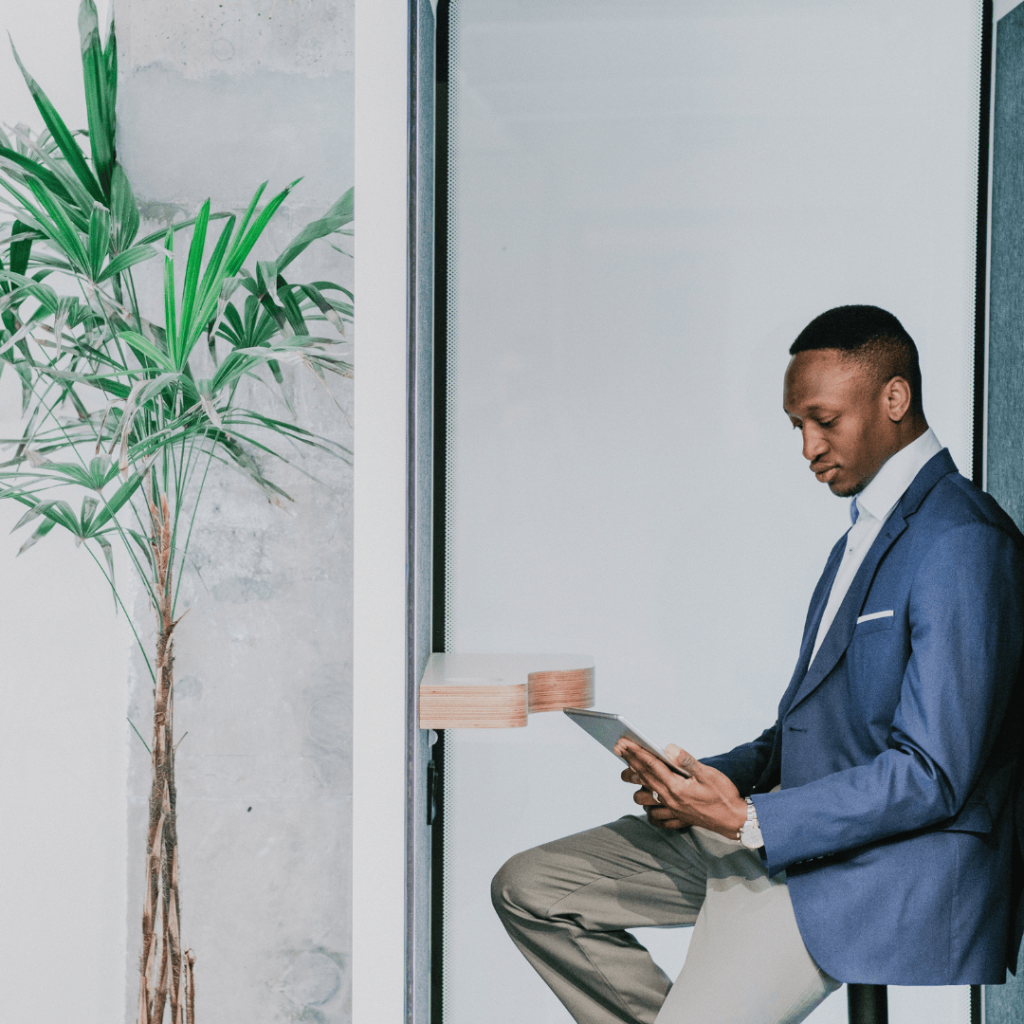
[
  {"x1": 701, "y1": 725, "x2": 777, "y2": 796},
  {"x1": 754, "y1": 521, "x2": 1024, "y2": 875}
]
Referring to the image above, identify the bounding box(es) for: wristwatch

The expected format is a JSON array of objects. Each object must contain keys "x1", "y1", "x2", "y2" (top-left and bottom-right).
[{"x1": 738, "y1": 797, "x2": 764, "y2": 849}]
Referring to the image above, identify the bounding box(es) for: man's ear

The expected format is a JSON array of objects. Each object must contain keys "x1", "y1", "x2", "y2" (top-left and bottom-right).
[{"x1": 883, "y1": 376, "x2": 912, "y2": 423}]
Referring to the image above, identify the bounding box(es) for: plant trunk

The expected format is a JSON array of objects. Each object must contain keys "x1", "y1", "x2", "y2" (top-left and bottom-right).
[{"x1": 137, "y1": 493, "x2": 194, "y2": 1024}]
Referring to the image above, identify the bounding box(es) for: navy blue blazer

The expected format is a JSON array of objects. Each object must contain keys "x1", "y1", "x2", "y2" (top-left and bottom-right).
[{"x1": 703, "y1": 450, "x2": 1024, "y2": 985}]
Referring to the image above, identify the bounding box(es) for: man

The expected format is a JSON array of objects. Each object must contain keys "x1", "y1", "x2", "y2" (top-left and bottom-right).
[{"x1": 492, "y1": 306, "x2": 1024, "y2": 1024}]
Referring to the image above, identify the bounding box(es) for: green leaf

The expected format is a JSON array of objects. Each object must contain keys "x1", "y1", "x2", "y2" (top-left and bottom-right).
[
  {"x1": 225, "y1": 180, "x2": 298, "y2": 276},
  {"x1": 80, "y1": 495, "x2": 99, "y2": 530},
  {"x1": 0, "y1": 144, "x2": 76, "y2": 204},
  {"x1": 38, "y1": 366, "x2": 132, "y2": 400},
  {"x1": 301, "y1": 283, "x2": 351, "y2": 331},
  {"x1": 13, "y1": 501, "x2": 44, "y2": 531},
  {"x1": 210, "y1": 350, "x2": 259, "y2": 392},
  {"x1": 103, "y1": 10, "x2": 117, "y2": 114},
  {"x1": 24, "y1": 177, "x2": 89, "y2": 272},
  {"x1": 9, "y1": 220, "x2": 33, "y2": 277},
  {"x1": 98, "y1": 243, "x2": 157, "y2": 282},
  {"x1": 8, "y1": 36, "x2": 104, "y2": 203},
  {"x1": 227, "y1": 181, "x2": 267, "y2": 258},
  {"x1": 163, "y1": 228, "x2": 177, "y2": 360},
  {"x1": 17, "y1": 516, "x2": 55, "y2": 555},
  {"x1": 16, "y1": 498, "x2": 79, "y2": 534},
  {"x1": 3, "y1": 124, "x2": 97, "y2": 220},
  {"x1": 311, "y1": 280, "x2": 354, "y2": 301},
  {"x1": 0, "y1": 271, "x2": 60, "y2": 314},
  {"x1": 88, "y1": 455, "x2": 117, "y2": 489},
  {"x1": 134, "y1": 371, "x2": 183, "y2": 408},
  {"x1": 256, "y1": 260, "x2": 280, "y2": 308},
  {"x1": 120, "y1": 330, "x2": 174, "y2": 372},
  {"x1": 192, "y1": 218, "x2": 236, "y2": 327},
  {"x1": 116, "y1": 374, "x2": 186, "y2": 468},
  {"x1": 217, "y1": 303, "x2": 245, "y2": 347},
  {"x1": 276, "y1": 188, "x2": 354, "y2": 272},
  {"x1": 32, "y1": 457, "x2": 119, "y2": 492},
  {"x1": 278, "y1": 279, "x2": 310, "y2": 336},
  {"x1": 177, "y1": 200, "x2": 209, "y2": 363},
  {"x1": 87, "y1": 201, "x2": 111, "y2": 280},
  {"x1": 126, "y1": 528, "x2": 155, "y2": 573},
  {"x1": 96, "y1": 535, "x2": 115, "y2": 589},
  {"x1": 110, "y1": 165, "x2": 139, "y2": 252},
  {"x1": 79, "y1": 0, "x2": 115, "y2": 196},
  {"x1": 91, "y1": 468, "x2": 146, "y2": 531},
  {"x1": 137, "y1": 211, "x2": 232, "y2": 246},
  {"x1": 14, "y1": 360, "x2": 32, "y2": 415}
]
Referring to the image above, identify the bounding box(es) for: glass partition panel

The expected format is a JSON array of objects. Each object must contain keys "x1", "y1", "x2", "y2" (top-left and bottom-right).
[{"x1": 442, "y1": 2, "x2": 981, "y2": 1022}]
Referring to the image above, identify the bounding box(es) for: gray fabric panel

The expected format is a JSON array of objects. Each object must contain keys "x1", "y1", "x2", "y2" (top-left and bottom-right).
[
  {"x1": 986, "y1": 5, "x2": 1024, "y2": 1020},
  {"x1": 988, "y1": 4, "x2": 1024, "y2": 533},
  {"x1": 987, "y1": 974, "x2": 1024, "y2": 1024}
]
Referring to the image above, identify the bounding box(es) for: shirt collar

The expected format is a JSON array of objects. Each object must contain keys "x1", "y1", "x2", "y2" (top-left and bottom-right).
[{"x1": 852, "y1": 427, "x2": 943, "y2": 524}]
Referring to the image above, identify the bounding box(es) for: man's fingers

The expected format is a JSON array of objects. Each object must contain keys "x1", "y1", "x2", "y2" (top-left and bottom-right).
[
  {"x1": 653, "y1": 816, "x2": 688, "y2": 830},
  {"x1": 664, "y1": 743, "x2": 699, "y2": 778},
  {"x1": 646, "y1": 806, "x2": 687, "y2": 829},
  {"x1": 617, "y1": 739, "x2": 676, "y2": 790},
  {"x1": 633, "y1": 787, "x2": 660, "y2": 807}
]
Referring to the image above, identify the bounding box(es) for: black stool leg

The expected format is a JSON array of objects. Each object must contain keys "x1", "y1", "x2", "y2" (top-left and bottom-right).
[{"x1": 848, "y1": 984, "x2": 888, "y2": 1024}]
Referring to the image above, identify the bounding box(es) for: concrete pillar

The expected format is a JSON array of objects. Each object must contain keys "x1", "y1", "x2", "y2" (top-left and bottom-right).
[{"x1": 116, "y1": 2, "x2": 354, "y2": 1020}]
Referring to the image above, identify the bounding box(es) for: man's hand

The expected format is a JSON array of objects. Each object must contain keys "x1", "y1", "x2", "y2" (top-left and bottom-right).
[{"x1": 614, "y1": 739, "x2": 748, "y2": 839}]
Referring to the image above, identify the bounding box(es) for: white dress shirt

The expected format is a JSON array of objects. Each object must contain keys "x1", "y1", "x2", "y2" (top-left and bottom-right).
[{"x1": 810, "y1": 427, "x2": 943, "y2": 663}]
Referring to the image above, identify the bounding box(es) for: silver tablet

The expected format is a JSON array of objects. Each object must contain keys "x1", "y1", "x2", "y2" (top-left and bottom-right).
[{"x1": 563, "y1": 708, "x2": 690, "y2": 776}]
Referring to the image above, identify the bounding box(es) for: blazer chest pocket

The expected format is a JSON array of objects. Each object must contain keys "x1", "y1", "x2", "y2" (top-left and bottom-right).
[{"x1": 853, "y1": 611, "x2": 895, "y2": 637}]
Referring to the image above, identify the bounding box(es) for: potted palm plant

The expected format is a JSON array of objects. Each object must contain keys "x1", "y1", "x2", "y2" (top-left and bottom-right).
[{"x1": 0, "y1": 4, "x2": 353, "y2": 1021}]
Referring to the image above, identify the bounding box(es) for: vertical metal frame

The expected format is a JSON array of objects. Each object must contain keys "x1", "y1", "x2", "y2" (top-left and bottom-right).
[
  {"x1": 973, "y1": 8, "x2": 994, "y2": 1024},
  {"x1": 975, "y1": 0, "x2": 995, "y2": 493},
  {"x1": 406, "y1": 1, "x2": 437, "y2": 1021}
]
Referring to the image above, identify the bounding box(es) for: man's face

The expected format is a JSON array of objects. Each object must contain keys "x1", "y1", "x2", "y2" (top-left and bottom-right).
[{"x1": 782, "y1": 349, "x2": 895, "y2": 498}]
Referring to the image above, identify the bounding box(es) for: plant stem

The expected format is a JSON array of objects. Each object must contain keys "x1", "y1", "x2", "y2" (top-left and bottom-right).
[{"x1": 138, "y1": 490, "x2": 190, "y2": 1024}]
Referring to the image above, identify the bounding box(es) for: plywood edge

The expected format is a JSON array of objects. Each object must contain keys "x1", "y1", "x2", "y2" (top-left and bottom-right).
[
  {"x1": 527, "y1": 666, "x2": 595, "y2": 713},
  {"x1": 418, "y1": 683, "x2": 528, "y2": 729}
]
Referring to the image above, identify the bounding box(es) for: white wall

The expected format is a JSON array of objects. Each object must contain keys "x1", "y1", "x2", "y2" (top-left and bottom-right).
[
  {"x1": 444, "y1": 2, "x2": 980, "y2": 1023},
  {"x1": 0, "y1": 5, "x2": 127, "y2": 1023},
  {"x1": 352, "y1": 1, "x2": 409, "y2": 1022}
]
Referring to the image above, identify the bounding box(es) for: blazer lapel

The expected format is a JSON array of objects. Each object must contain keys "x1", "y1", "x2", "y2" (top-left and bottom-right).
[
  {"x1": 774, "y1": 534, "x2": 846, "y2": 717},
  {"x1": 783, "y1": 448, "x2": 958, "y2": 716},
  {"x1": 786, "y1": 513, "x2": 909, "y2": 712}
]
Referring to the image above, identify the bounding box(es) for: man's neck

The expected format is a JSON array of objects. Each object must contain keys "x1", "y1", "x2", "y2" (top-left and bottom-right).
[
  {"x1": 894, "y1": 416, "x2": 929, "y2": 453},
  {"x1": 855, "y1": 425, "x2": 940, "y2": 521}
]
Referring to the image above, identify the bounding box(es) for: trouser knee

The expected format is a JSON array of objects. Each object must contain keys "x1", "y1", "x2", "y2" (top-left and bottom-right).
[{"x1": 491, "y1": 847, "x2": 548, "y2": 925}]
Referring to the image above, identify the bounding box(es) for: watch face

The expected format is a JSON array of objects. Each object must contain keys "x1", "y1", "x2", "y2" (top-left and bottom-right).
[{"x1": 740, "y1": 825, "x2": 764, "y2": 849}]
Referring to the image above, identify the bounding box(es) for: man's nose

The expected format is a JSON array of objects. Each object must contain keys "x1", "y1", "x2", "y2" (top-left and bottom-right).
[{"x1": 802, "y1": 427, "x2": 827, "y2": 463}]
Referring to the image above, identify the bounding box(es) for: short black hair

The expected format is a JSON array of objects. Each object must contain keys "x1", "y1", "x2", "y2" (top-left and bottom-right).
[{"x1": 789, "y1": 305, "x2": 923, "y2": 416}]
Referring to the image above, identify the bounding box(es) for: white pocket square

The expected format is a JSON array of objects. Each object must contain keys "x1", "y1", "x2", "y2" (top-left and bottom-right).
[{"x1": 857, "y1": 610, "x2": 894, "y2": 624}]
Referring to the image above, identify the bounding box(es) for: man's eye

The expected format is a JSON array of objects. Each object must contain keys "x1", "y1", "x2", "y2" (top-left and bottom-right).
[{"x1": 819, "y1": 419, "x2": 836, "y2": 428}]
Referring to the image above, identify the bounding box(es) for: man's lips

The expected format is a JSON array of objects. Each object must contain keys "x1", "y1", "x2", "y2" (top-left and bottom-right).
[{"x1": 812, "y1": 464, "x2": 839, "y2": 482}]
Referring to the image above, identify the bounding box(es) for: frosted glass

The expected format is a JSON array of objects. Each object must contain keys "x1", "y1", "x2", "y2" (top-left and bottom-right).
[{"x1": 443, "y1": 2, "x2": 980, "y2": 1022}]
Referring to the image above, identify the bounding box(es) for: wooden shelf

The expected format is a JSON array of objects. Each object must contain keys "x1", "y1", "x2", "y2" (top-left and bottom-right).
[{"x1": 418, "y1": 653, "x2": 595, "y2": 729}]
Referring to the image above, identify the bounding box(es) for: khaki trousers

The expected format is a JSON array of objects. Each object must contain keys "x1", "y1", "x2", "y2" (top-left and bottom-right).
[{"x1": 491, "y1": 815, "x2": 840, "y2": 1024}]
